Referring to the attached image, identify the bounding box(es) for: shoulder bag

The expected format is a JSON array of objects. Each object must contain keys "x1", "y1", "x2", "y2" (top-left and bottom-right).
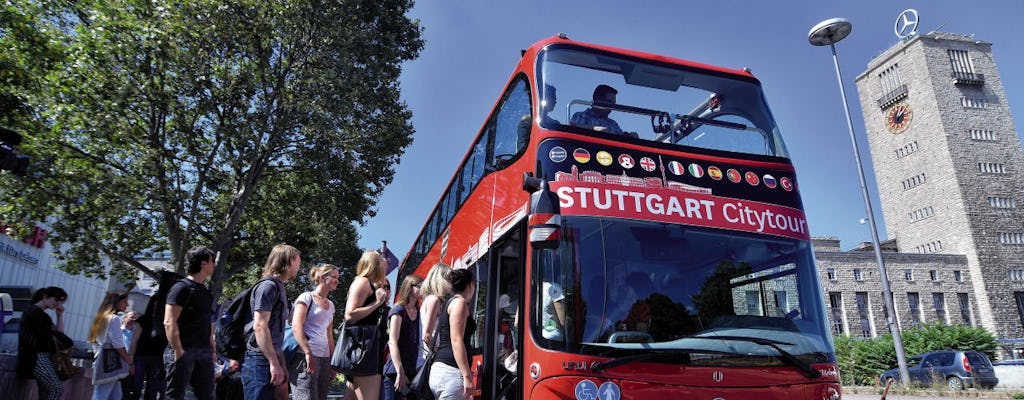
[
  {"x1": 409, "y1": 343, "x2": 436, "y2": 400},
  {"x1": 330, "y1": 305, "x2": 387, "y2": 375},
  {"x1": 92, "y1": 342, "x2": 129, "y2": 384},
  {"x1": 51, "y1": 331, "x2": 80, "y2": 380}
]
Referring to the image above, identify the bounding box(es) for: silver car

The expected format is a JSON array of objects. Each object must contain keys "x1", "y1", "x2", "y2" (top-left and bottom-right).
[{"x1": 880, "y1": 350, "x2": 999, "y2": 390}]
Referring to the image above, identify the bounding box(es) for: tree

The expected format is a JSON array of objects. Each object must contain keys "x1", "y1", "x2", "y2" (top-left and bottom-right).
[{"x1": 0, "y1": 0, "x2": 423, "y2": 299}]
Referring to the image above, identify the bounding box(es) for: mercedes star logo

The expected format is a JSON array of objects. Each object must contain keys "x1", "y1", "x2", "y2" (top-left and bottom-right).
[{"x1": 895, "y1": 9, "x2": 920, "y2": 39}]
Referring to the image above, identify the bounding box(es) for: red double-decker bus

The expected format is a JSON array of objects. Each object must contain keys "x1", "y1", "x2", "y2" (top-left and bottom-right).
[{"x1": 399, "y1": 34, "x2": 840, "y2": 399}]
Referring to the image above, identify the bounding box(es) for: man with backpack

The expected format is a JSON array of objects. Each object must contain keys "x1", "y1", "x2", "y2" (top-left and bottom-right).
[
  {"x1": 241, "y1": 244, "x2": 302, "y2": 400},
  {"x1": 164, "y1": 246, "x2": 218, "y2": 400}
]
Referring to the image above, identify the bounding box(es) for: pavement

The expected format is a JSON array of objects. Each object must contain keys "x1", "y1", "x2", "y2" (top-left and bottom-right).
[{"x1": 842, "y1": 386, "x2": 1020, "y2": 399}]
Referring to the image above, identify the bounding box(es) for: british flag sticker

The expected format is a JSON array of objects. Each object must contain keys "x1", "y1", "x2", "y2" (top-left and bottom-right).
[{"x1": 639, "y1": 157, "x2": 656, "y2": 172}]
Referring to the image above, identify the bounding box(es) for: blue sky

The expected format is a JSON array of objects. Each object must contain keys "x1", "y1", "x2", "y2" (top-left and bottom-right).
[{"x1": 358, "y1": 1, "x2": 1024, "y2": 259}]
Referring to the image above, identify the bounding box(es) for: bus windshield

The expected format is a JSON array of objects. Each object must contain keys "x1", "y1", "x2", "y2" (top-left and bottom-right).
[
  {"x1": 532, "y1": 216, "x2": 834, "y2": 366},
  {"x1": 538, "y1": 46, "x2": 790, "y2": 158}
]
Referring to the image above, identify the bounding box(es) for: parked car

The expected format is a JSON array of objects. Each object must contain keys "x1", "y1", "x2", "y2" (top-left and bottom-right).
[{"x1": 880, "y1": 350, "x2": 999, "y2": 390}]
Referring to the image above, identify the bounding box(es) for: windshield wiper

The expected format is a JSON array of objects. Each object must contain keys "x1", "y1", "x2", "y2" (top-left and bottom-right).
[
  {"x1": 590, "y1": 348, "x2": 729, "y2": 373},
  {"x1": 689, "y1": 335, "x2": 821, "y2": 379}
]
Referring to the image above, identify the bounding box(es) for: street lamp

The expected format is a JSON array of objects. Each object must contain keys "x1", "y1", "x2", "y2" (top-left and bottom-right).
[{"x1": 808, "y1": 18, "x2": 911, "y2": 386}]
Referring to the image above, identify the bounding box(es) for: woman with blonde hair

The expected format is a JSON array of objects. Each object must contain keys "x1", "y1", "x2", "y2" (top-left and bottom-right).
[
  {"x1": 289, "y1": 263, "x2": 340, "y2": 400},
  {"x1": 382, "y1": 274, "x2": 423, "y2": 400},
  {"x1": 89, "y1": 291, "x2": 132, "y2": 400},
  {"x1": 419, "y1": 263, "x2": 451, "y2": 360},
  {"x1": 342, "y1": 250, "x2": 392, "y2": 400}
]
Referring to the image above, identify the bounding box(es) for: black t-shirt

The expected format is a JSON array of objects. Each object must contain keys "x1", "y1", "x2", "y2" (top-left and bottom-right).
[
  {"x1": 435, "y1": 298, "x2": 476, "y2": 369},
  {"x1": 16, "y1": 305, "x2": 56, "y2": 378},
  {"x1": 166, "y1": 278, "x2": 214, "y2": 349}
]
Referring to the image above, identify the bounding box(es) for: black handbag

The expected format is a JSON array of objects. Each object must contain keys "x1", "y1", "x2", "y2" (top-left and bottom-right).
[
  {"x1": 331, "y1": 307, "x2": 386, "y2": 375},
  {"x1": 409, "y1": 345, "x2": 435, "y2": 400}
]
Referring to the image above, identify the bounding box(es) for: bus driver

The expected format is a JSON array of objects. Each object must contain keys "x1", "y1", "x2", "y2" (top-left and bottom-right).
[{"x1": 570, "y1": 84, "x2": 637, "y2": 138}]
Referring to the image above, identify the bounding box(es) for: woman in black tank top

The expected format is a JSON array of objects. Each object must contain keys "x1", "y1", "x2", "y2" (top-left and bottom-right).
[
  {"x1": 343, "y1": 251, "x2": 392, "y2": 400},
  {"x1": 429, "y1": 268, "x2": 477, "y2": 400}
]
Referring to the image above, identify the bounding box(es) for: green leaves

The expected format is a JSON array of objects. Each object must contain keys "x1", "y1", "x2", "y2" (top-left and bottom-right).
[
  {"x1": 1, "y1": 0, "x2": 422, "y2": 299},
  {"x1": 834, "y1": 324, "x2": 999, "y2": 385}
]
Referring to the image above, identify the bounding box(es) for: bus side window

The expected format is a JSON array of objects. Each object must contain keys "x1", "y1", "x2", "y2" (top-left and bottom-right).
[{"x1": 490, "y1": 77, "x2": 532, "y2": 169}]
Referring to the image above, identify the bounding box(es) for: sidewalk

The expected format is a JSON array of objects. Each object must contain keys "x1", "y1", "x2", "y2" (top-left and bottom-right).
[{"x1": 843, "y1": 386, "x2": 1020, "y2": 399}]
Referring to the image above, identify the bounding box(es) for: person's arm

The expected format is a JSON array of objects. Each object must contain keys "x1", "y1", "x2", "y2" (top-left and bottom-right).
[
  {"x1": 111, "y1": 316, "x2": 134, "y2": 372},
  {"x1": 421, "y1": 295, "x2": 441, "y2": 347},
  {"x1": 292, "y1": 294, "x2": 315, "y2": 373},
  {"x1": 164, "y1": 304, "x2": 184, "y2": 360},
  {"x1": 387, "y1": 312, "x2": 407, "y2": 389},
  {"x1": 449, "y1": 298, "x2": 475, "y2": 398},
  {"x1": 253, "y1": 309, "x2": 284, "y2": 385},
  {"x1": 54, "y1": 303, "x2": 65, "y2": 332},
  {"x1": 129, "y1": 324, "x2": 142, "y2": 355},
  {"x1": 344, "y1": 278, "x2": 386, "y2": 323},
  {"x1": 553, "y1": 300, "x2": 566, "y2": 331}
]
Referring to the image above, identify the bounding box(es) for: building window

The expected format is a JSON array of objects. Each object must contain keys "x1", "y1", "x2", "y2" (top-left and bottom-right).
[
  {"x1": 853, "y1": 268, "x2": 863, "y2": 281},
  {"x1": 745, "y1": 291, "x2": 762, "y2": 315},
  {"x1": 999, "y1": 232, "x2": 1024, "y2": 245},
  {"x1": 908, "y1": 292, "x2": 923, "y2": 327},
  {"x1": 901, "y1": 173, "x2": 927, "y2": 191},
  {"x1": 949, "y1": 50, "x2": 976, "y2": 74},
  {"x1": 969, "y1": 129, "x2": 997, "y2": 141},
  {"x1": 962, "y1": 97, "x2": 988, "y2": 109},
  {"x1": 915, "y1": 240, "x2": 943, "y2": 254},
  {"x1": 958, "y1": 293, "x2": 972, "y2": 326},
  {"x1": 1010, "y1": 270, "x2": 1024, "y2": 282},
  {"x1": 877, "y1": 64, "x2": 908, "y2": 108},
  {"x1": 930, "y1": 270, "x2": 938, "y2": 281},
  {"x1": 933, "y1": 293, "x2": 947, "y2": 324},
  {"x1": 895, "y1": 141, "x2": 919, "y2": 159},
  {"x1": 829, "y1": 292, "x2": 844, "y2": 336},
  {"x1": 909, "y1": 206, "x2": 935, "y2": 222},
  {"x1": 826, "y1": 268, "x2": 836, "y2": 280},
  {"x1": 988, "y1": 196, "x2": 1017, "y2": 209},
  {"x1": 856, "y1": 292, "x2": 872, "y2": 338},
  {"x1": 978, "y1": 163, "x2": 1007, "y2": 174},
  {"x1": 1015, "y1": 292, "x2": 1024, "y2": 329},
  {"x1": 904, "y1": 269, "x2": 914, "y2": 281}
]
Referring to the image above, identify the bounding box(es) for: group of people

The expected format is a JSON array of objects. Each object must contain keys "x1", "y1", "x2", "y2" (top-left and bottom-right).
[{"x1": 15, "y1": 243, "x2": 485, "y2": 400}]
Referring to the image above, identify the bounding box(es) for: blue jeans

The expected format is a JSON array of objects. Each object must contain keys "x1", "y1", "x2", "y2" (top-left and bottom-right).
[
  {"x1": 241, "y1": 351, "x2": 276, "y2": 400},
  {"x1": 92, "y1": 379, "x2": 123, "y2": 400}
]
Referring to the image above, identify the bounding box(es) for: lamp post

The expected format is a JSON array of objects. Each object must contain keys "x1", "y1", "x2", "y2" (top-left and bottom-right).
[{"x1": 808, "y1": 18, "x2": 910, "y2": 386}]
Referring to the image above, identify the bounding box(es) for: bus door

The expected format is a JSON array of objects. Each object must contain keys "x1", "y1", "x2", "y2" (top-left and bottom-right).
[{"x1": 473, "y1": 223, "x2": 525, "y2": 400}]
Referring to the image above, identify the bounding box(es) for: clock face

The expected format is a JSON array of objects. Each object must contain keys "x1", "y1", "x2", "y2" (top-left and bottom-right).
[{"x1": 886, "y1": 104, "x2": 913, "y2": 134}]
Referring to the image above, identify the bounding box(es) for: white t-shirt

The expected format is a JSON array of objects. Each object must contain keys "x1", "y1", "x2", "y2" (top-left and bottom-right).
[
  {"x1": 294, "y1": 292, "x2": 335, "y2": 357},
  {"x1": 94, "y1": 314, "x2": 126, "y2": 351},
  {"x1": 542, "y1": 282, "x2": 565, "y2": 340}
]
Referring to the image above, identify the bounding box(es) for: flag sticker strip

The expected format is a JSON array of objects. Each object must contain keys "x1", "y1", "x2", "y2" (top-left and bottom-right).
[{"x1": 573, "y1": 148, "x2": 591, "y2": 163}]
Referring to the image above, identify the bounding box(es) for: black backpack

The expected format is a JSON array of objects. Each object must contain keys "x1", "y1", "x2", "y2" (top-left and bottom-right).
[
  {"x1": 218, "y1": 276, "x2": 278, "y2": 361},
  {"x1": 136, "y1": 271, "x2": 185, "y2": 356}
]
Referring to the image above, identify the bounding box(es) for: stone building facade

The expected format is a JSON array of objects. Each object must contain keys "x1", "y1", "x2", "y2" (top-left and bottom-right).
[
  {"x1": 814, "y1": 237, "x2": 977, "y2": 338},
  {"x1": 854, "y1": 32, "x2": 1024, "y2": 341}
]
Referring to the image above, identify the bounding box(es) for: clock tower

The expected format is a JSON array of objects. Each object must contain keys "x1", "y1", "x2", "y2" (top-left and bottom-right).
[{"x1": 855, "y1": 32, "x2": 1024, "y2": 341}]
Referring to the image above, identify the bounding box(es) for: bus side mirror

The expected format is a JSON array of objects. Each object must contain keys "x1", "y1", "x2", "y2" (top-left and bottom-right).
[{"x1": 526, "y1": 177, "x2": 561, "y2": 249}]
